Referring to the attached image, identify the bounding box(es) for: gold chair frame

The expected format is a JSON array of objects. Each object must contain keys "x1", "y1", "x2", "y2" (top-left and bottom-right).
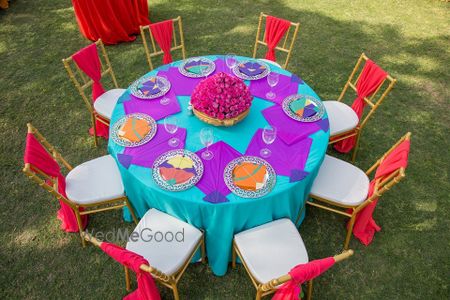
[
  {"x1": 62, "y1": 39, "x2": 120, "y2": 147},
  {"x1": 253, "y1": 12, "x2": 300, "y2": 69},
  {"x1": 308, "y1": 132, "x2": 411, "y2": 250},
  {"x1": 329, "y1": 53, "x2": 397, "y2": 162},
  {"x1": 232, "y1": 244, "x2": 353, "y2": 300},
  {"x1": 82, "y1": 230, "x2": 206, "y2": 300},
  {"x1": 22, "y1": 123, "x2": 138, "y2": 247},
  {"x1": 140, "y1": 16, "x2": 186, "y2": 71}
]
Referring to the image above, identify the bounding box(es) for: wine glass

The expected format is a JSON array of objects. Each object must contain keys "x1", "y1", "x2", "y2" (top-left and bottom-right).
[
  {"x1": 266, "y1": 72, "x2": 279, "y2": 100},
  {"x1": 158, "y1": 75, "x2": 170, "y2": 105},
  {"x1": 260, "y1": 125, "x2": 277, "y2": 158},
  {"x1": 164, "y1": 115, "x2": 179, "y2": 147},
  {"x1": 225, "y1": 53, "x2": 237, "y2": 74},
  {"x1": 200, "y1": 127, "x2": 214, "y2": 160}
]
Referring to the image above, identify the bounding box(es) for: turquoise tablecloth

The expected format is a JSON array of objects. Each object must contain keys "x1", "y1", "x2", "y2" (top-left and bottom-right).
[{"x1": 108, "y1": 55, "x2": 329, "y2": 276}]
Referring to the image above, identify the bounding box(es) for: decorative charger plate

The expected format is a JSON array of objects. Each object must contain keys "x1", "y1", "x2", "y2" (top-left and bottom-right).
[
  {"x1": 178, "y1": 57, "x2": 215, "y2": 78},
  {"x1": 130, "y1": 76, "x2": 171, "y2": 99},
  {"x1": 224, "y1": 156, "x2": 276, "y2": 198},
  {"x1": 152, "y1": 149, "x2": 204, "y2": 192},
  {"x1": 111, "y1": 113, "x2": 157, "y2": 147},
  {"x1": 232, "y1": 60, "x2": 270, "y2": 80},
  {"x1": 282, "y1": 94, "x2": 325, "y2": 122}
]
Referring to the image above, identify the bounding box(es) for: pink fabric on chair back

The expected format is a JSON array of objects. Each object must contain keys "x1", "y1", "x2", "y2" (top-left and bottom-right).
[
  {"x1": 24, "y1": 133, "x2": 88, "y2": 232},
  {"x1": 72, "y1": 43, "x2": 109, "y2": 138},
  {"x1": 351, "y1": 139, "x2": 410, "y2": 245},
  {"x1": 100, "y1": 242, "x2": 161, "y2": 300},
  {"x1": 334, "y1": 59, "x2": 388, "y2": 153},
  {"x1": 264, "y1": 15, "x2": 291, "y2": 62},
  {"x1": 272, "y1": 257, "x2": 336, "y2": 300},
  {"x1": 150, "y1": 20, "x2": 174, "y2": 64}
]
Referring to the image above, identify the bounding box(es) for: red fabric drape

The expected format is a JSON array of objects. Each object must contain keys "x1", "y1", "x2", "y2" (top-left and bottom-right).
[
  {"x1": 351, "y1": 140, "x2": 410, "y2": 245},
  {"x1": 100, "y1": 242, "x2": 161, "y2": 300},
  {"x1": 334, "y1": 60, "x2": 388, "y2": 153},
  {"x1": 24, "y1": 133, "x2": 88, "y2": 232},
  {"x1": 272, "y1": 257, "x2": 335, "y2": 300},
  {"x1": 150, "y1": 20, "x2": 174, "y2": 64},
  {"x1": 264, "y1": 16, "x2": 291, "y2": 62},
  {"x1": 72, "y1": 0, "x2": 151, "y2": 45},
  {"x1": 72, "y1": 44, "x2": 109, "y2": 138}
]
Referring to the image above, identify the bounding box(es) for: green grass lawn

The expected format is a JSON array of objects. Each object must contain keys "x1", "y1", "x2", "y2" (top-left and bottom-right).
[{"x1": 1, "y1": 0, "x2": 449, "y2": 299}]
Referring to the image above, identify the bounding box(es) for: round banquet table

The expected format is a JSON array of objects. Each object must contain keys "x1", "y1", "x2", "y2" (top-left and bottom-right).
[{"x1": 108, "y1": 55, "x2": 330, "y2": 276}]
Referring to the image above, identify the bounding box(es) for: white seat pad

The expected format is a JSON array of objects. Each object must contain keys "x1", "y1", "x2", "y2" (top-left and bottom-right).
[
  {"x1": 126, "y1": 209, "x2": 203, "y2": 276},
  {"x1": 310, "y1": 155, "x2": 369, "y2": 206},
  {"x1": 66, "y1": 155, "x2": 124, "y2": 205},
  {"x1": 259, "y1": 58, "x2": 282, "y2": 68},
  {"x1": 323, "y1": 101, "x2": 359, "y2": 136},
  {"x1": 93, "y1": 88, "x2": 126, "y2": 119},
  {"x1": 234, "y1": 219, "x2": 308, "y2": 284}
]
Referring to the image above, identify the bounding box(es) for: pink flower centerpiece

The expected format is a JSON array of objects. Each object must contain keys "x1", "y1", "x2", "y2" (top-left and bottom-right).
[{"x1": 191, "y1": 72, "x2": 253, "y2": 126}]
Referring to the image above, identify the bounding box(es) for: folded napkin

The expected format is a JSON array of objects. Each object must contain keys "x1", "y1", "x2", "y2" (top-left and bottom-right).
[
  {"x1": 262, "y1": 106, "x2": 321, "y2": 145},
  {"x1": 232, "y1": 162, "x2": 268, "y2": 191},
  {"x1": 289, "y1": 97, "x2": 320, "y2": 118},
  {"x1": 138, "y1": 77, "x2": 161, "y2": 95},
  {"x1": 158, "y1": 155, "x2": 197, "y2": 185},
  {"x1": 122, "y1": 124, "x2": 187, "y2": 168},
  {"x1": 158, "y1": 68, "x2": 203, "y2": 96},
  {"x1": 184, "y1": 60, "x2": 210, "y2": 75},
  {"x1": 196, "y1": 141, "x2": 242, "y2": 204},
  {"x1": 125, "y1": 89, "x2": 181, "y2": 120},
  {"x1": 249, "y1": 73, "x2": 299, "y2": 104},
  {"x1": 245, "y1": 128, "x2": 312, "y2": 180},
  {"x1": 118, "y1": 117, "x2": 151, "y2": 143},
  {"x1": 238, "y1": 61, "x2": 267, "y2": 76}
]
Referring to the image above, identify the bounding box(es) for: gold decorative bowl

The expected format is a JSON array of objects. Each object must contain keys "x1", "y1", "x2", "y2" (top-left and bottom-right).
[{"x1": 192, "y1": 108, "x2": 250, "y2": 127}]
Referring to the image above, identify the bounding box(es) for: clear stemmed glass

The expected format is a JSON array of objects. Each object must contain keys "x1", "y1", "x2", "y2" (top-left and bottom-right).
[
  {"x1": 225, "y1": 53, "x2": 237, "y2": 74},
  {"x1": 164, "y1": 115, "x2": 179, "y2": 147},
  {"x1": 260, "y1": 125, "x2": 277, "y2": 158},
  {"x1": 200, "y1": 127, "x2": 214, "y2": 160},
  {"x1": 266, "y1": 72, "x2": 279, "y2": 100},
  {"x1": 158, "y1": 75, "x2": 170, "y2": 105}
]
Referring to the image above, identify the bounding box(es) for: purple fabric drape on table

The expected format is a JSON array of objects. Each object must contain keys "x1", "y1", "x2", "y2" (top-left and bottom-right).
[
  {"x1": 196, "y1": 141, "x2": 242, "y2": 203},
  {"x1": 249, "y1": 74, "x2": 299, "y2": 104},
  {"x1": 245, "y1": 128, "x2": 312, "y2": 177},
  {"x1": 123, "y1": 89, "x2": 182, "y2": 120},
  {"x1": 262, "y1": 106, "x2": 321, "y2": 145},
  {"x1": 123, "y1": 124, "x2": 187, "y2": 168}
]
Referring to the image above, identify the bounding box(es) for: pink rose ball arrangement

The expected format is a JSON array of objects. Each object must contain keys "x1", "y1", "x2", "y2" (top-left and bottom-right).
[{"x1": 191, "y1": 72, "x2": 253, "y2": 120}]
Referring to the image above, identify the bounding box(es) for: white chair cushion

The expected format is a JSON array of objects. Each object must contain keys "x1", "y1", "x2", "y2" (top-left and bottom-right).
[
  {"x1": 93, "y1": 88, "x2": 126, "y2": 119},
  {"x1": 310, "y1": 155, "x2": 370, "y2": 206},
  {"x1": 323, "y1": 101, "x2": 359, "y2": 136},
  {"x1": 65, "y1": 155, "x2": 124, "y2": 205},
  {"x1": 126, "y1": 209, "x2": 203, "y2": 276},
  {"x1": 259, "y1": 58, "x2": 282, "y2": 68},
  {"x1": 234, "y1": 219, "x2": 308, "y2": 284}
]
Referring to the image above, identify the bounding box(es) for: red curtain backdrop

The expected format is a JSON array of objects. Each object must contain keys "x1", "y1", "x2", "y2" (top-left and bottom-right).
[
  {"x1": 72, "y1": 0, "x2": 151, "y2": 45},
  {"x1": 272, "y1": 257, "x2": 336, "y2": 300},
  {"x1": 24, "y1": 133, "x2": 88, "y2": 232},
  {"x1": 100, "y1": 242, "x2": 161, "y2": 300},
  {"x1": 72, "y1": 44, "x2": 110, "y2": 138},
  {"x1": 334, "y1": 60, "x2": 388, "y2": 153},
  {"x1": 264, "y1": 15, "x2": 291, "y2": 62},
  {"x1": 150, "y1": 19, "x2": 174, "y2": 64},
  {"x1": 350, "y1": 140, "x2": 410, "y2": 245}
]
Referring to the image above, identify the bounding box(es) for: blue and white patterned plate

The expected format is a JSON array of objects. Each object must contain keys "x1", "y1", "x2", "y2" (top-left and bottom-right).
[
  {"x1": 111, "y1": 113, "x2": 157, "y2": 147},
  {"x1": 130, "y1": 76, "x2": 171, "y2": 100},
  {"x1": 178, "y1": 57, "x2": 215, "y2": 78},
  {"x1": 282, "y1": 94, "x2": 325, "y2": 122},
  {"x1": 232, "y1": 60, "x2": 270, "y2": 80}
]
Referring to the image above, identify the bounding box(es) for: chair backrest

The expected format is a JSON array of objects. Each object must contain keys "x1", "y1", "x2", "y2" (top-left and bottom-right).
[
  {"x1": 338, "y1": 53, "x2": 397, "y2": 129},
  {"x1": 62, "y1": 39, "x2": 119, "y2": 113},
  {"x1": 365, "y1": 132, "x2": 411, "y2": 199},
  {"x1": 140, "y1": 16, "x2": 186, "y2": 70},
  {"x1": 22, "y1": 123, "x2": 74, "y2": 207},
  {"x1": 252, "y1": 12, "x2": 300, "y2": 69},
  {"x1": 259, "y1": 250, "x2": 354, "y2": 293}
]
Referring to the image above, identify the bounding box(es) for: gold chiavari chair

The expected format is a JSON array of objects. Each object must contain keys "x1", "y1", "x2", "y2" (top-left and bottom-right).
[
  {"x1": 307, "y1": 132, "x2": 411, "y2": 249},
  {"x1": 231, "y1": 218, "x2": 353, "y2": 300},
  {"x1": 325, "y1": 53, "x2": 397, "y2": 161},
  {"x1": 22, "y1": 123, "x2": 138, "y2": 247},
  {"x1": 253, "y1": 12, "x2": 300, "y2": 69},
  {"x1": 82, "y1": 208, "x2": 206, "y2": 300},
  {"x1": 140, "y1": 16, "x2": 186, "y2": 70},
  {"x1": 62, "y1": 39, "x2": 124, "y2": 147}
]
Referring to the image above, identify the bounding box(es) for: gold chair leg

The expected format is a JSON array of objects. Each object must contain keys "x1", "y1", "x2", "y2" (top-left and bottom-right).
[
  {"x1": 172, "y1": 283, "x2": 180, "y2": 300},
  {"x1": 91, "y1": 114, "x2": 98, "y2": 147},
  {"x1": 201, "y1": 237, "x2": 206, "y2": 263},
  {"x1": 351, "y1": 131, "x2": 361, "y2": 162},
  {"x1": 306, "y1": 279, "x2": 313, "y2": 300},
  {"x1": 231, "y1": 244, "x2": 236, "y2": 269},
  {"x1": 255, "y1": 289, "x2": 262, "y2": 300},
  {"x1": 344, "y1": 214, "x2": 357, "y2": 250},
  {"x1": 125, "y1": 198, "x2": 138, "y2": 224},
  {"x1": 124, "y1": 266, "x2": 131, "y2": 291},
  {"x1": 74, "y1": 208, "x2": 86, "y2": 247}
]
